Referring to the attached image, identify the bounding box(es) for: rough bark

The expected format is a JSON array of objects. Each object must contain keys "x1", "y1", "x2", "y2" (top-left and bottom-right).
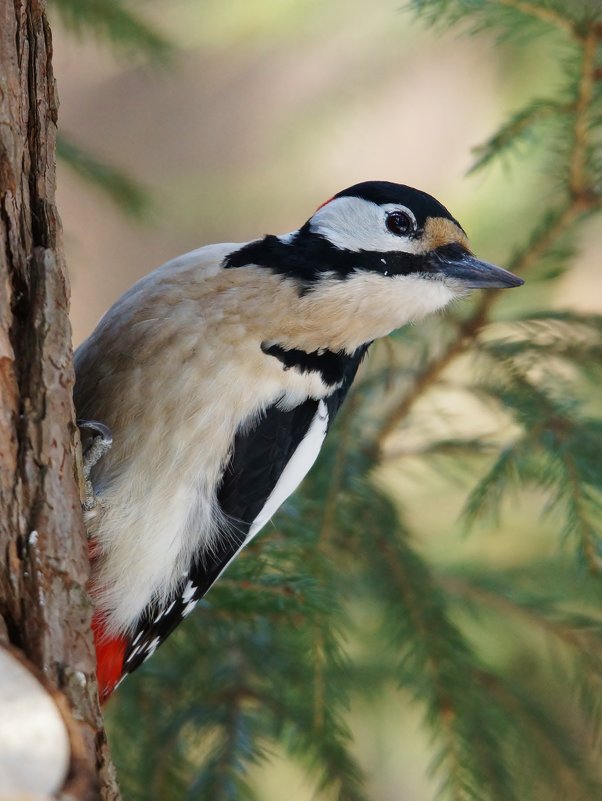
[{"x1": 0, "y1": 1, "x2": 119, "y2": 798}]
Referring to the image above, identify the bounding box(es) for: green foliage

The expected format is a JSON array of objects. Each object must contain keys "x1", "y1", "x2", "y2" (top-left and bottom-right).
[
  {"x1": 468, "y1": 99, "x2": 571, "y2": 175},
  {"x1": 49, "y1": 0, "x2": 172, "y2": 63},
  {"x1": 102, "y1": 2, "x2": 602, "y2": 800},
  {"x1": 57, "y1": 135, "x2": 151, "y2": 219}
]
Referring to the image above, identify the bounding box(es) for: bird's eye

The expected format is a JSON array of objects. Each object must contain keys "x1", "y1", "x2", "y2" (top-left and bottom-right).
[{"x1": 386, "y1": 211, "x2": 415, "y2": 237}]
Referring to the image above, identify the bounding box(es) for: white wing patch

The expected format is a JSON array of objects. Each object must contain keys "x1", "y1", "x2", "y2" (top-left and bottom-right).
[
  {"x1": 203, "y1": 400, "x2": 330, "y2": 592},
  {"x1": 247, "y1": 400, "x2": 329, "y2": 541}
]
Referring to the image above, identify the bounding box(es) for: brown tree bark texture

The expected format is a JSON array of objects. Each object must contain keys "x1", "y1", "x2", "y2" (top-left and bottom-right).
[{"x1": 0, "y1": 2, "x2": 119, "y2": 799}]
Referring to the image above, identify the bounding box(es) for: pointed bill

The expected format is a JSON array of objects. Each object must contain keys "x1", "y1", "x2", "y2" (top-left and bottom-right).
[{"x1": 430, "y1": 250, "x2": 524, "y2": 289}]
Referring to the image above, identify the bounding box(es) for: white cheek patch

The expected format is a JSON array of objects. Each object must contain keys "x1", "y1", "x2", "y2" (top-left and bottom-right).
[{"x1": 309, "y1": 197, "x2": 423, "y2": 254}]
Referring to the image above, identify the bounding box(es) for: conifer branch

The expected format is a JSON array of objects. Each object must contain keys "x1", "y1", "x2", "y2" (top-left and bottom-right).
[
  {"x1": 49, "y1": 0, "x2": 172, "y2": 62},
  {"x1": 319, "y1": 394, "x2": 360, "y2": 542},
  {"x1": 57, "y1": 135, "x2": 152, "y2": 219},
  {"x1": 468, "y1": 100, "x2": 574, "y2": 175},
  {"x1": 369, "y1": 203, "x2": 578, "y2": 456},
  {"x1": 373, "y1": 532, "x2": 473, "y2": 797},
  {"x1": 369, "y1": 336, "x2": 468, "y2": 456},
  {"x1": 560, "y1": 452, "x2": 602, "y2": 574},
  {"x1": 312, "y1": 629, "x2": 326, "y2": 732},
  {"x1": 498, "y1": 0, "x2": 577, "y2": 37},
  {"x1": 570, "y1": 27, "x2": 598, "y2": 198},
  {"x1": 439, "y1": 574, "x2": 602, "y2": 663},
  {"x1": 474, "y1": 671, "x2": 602, "y2": 800},
  {"x1": 364, "y1": 520, "x2": 517, "y2": 800},
  {"x1": 371, "y1": 201, "x2": 587, "y2": 457},
  {"x1": 196, "y1": 697, "x2": 256, "y2": 801},
  {"x1": 371, "y1": 10, "x2": 601, "y2": 457}
]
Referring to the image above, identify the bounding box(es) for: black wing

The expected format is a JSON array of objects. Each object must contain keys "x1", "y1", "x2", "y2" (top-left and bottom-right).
[{"x1": 121, "y1": 345, "x2": 367, "y2": 675}]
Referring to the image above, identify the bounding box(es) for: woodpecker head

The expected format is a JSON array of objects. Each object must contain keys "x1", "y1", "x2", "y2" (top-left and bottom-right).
[{"x1": 225, "y1": 180, "x2": 523, "y2": 352}]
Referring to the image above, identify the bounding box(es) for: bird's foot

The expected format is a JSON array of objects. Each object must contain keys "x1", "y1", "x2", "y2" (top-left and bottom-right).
[{"x1": 77, "y1": 419, "x2": 113, "y2": 511}]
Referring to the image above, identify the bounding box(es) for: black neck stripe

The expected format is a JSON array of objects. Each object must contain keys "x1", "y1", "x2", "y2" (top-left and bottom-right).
[
  {"x1": 224, "y1": 229, "x2": 429, "y2": 285},
  {"x1": 261, "y1": 342, "x2": 369, "y2": 388}
]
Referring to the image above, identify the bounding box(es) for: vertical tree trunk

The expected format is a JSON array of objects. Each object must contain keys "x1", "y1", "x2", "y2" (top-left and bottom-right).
[{"x1": 0, "y1": 1, "x2": 118, "y2": 798}]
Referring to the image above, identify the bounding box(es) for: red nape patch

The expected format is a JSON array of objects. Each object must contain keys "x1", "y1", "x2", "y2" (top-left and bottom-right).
[
  {"x1": 92, "y1": 610, "x2": 128, "y2": 703},
  {"x1": 315, "y1": 195, "x2": 335, "y2": 212}
]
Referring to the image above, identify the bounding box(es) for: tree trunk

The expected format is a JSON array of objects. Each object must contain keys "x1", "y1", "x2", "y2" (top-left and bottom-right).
[{"x1": 0, "y1": 1, "x2": 119, "y2": 798}]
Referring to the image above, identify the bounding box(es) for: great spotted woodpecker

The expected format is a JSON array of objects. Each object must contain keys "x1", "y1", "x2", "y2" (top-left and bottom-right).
[{"x1": 74, "y1": 181, "x2": 523, "y2": 700}]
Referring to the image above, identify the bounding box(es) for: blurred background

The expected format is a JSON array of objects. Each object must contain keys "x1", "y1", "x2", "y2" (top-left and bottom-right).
[
  {"x1": 55, "y1": 0, "x2": 601, "y2": 348},
  {"x1": 51, "y1": 1, "x2": 602, "y2": 799}
]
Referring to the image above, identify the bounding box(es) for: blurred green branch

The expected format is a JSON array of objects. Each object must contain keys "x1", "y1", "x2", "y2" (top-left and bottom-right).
[
  {"x1": 439, "y1": 571, "x2": 602, "y2": 665},
  {"x1": 49, "y1": 0, "x2": 172, "y2": 63},
  {"x1": 365, "y1": 520, "x2": 518, "y2": 801},
  {"x1": 498, "y1": 0, "x2": 580, "y2": 36},
  {"x1": 57, "y1": 135, "x2": 152, "y2": 219},
  {"x1": 52, "y1": 0, "x2": 173, "y2": 220},
  {"x1": 468, "y1": 100, "x2": 574, "y2": 174}
]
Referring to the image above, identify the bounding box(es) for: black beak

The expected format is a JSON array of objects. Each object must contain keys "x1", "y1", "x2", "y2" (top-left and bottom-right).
[{"x1": 430, "y1": 246, "x2": 524, "y2": 289}]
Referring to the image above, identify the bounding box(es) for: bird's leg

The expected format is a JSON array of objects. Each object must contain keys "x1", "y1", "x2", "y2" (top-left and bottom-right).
[{"x1": 77, "y1": 419, "x2": 113, "y2": 511}]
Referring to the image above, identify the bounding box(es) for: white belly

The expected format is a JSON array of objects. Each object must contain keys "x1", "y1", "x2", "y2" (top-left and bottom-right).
[{"x1": 90, "y1": 343, "x2": 334, "y2": 635}]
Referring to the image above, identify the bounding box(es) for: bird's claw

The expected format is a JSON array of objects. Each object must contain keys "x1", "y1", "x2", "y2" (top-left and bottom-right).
[{"x1": 77, "y1": 419, "x2": 113, "y2": 511}]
